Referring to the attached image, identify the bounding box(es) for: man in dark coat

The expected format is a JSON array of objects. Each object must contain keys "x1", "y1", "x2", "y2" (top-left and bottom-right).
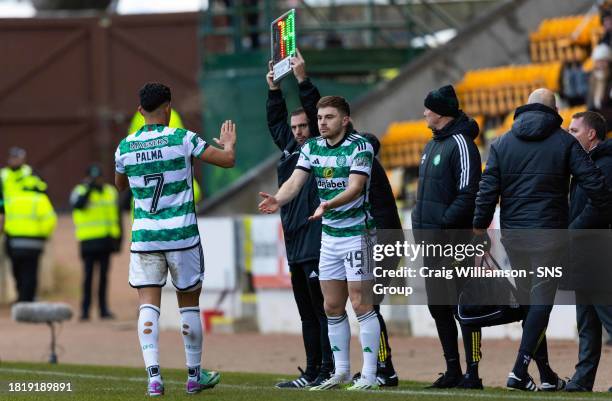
[
  {"x1": 474, "y1": 89, "x2": 612, "y2": 391},
  {"x1": 412, "y1": 85, "x2": 484, "y2": 389},
  {"x1": 266, "y1": 52, "x2": 332, "y2": 388},
  {"x1": 565, "y1": 111, "x2": 612, "y2": 392}
]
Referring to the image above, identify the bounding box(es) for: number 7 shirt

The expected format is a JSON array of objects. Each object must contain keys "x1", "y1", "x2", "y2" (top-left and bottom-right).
[{"x1": 115, "y1": 124, "x2": 207, "y2": 252}]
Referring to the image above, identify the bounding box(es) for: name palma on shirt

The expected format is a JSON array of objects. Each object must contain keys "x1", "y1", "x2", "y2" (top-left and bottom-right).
[{"x1": 135, "y1": 149, "x2": 163, "y2": 163}]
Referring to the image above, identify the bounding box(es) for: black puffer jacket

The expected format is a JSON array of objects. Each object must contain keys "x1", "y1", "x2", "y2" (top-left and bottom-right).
[
  {"x1": 412, "y1": 112, "x2": 482, "y2": 229},
  {"x1": 565, "y1": 139, "x2": 612, "y2": 291},
  {"x1": 474, "y1": 103, "x2": 611, "y2": 229},
  {"x1": 266, "y1": 80, "x2": 322, "y2": 264},
  {"x1": 569, "y1": 139, "x2": 612, "y2": 229}
]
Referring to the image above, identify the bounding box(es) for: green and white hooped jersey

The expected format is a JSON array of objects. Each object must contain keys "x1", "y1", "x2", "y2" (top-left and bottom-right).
[
  {"x1": 296, "y1": 133, "x2": 376, "y2": 238},
  {"x1": 115, "y1": 124, "x2": 208, "y2": 252}
]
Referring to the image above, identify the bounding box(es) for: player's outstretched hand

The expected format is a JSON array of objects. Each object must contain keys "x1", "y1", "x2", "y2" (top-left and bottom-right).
[
  {"x1": 266, "y1": 60, "x2": 280, "y2": 90},
  {"x1": 214, "y1": 120, "x2": 236, "y2": 149},
  {"x1": 291, "y1": 48, "x2": 306, "y2": 83},
  {"x1": 258, "y1": 192, "x2": 279, "y2": 214},
  {"x1": 308, "y1": 201, "x2": 328, "y2": 221}
]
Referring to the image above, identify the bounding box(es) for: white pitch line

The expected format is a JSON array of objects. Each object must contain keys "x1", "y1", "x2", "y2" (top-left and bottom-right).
[{"x1": 0, "y1": 367, "x2": 607, "y2": 401}]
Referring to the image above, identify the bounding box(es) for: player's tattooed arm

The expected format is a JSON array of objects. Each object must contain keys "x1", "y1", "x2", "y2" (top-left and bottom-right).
[{"x1": 258, "y1": 168, "x2": 310, "y2": 213}]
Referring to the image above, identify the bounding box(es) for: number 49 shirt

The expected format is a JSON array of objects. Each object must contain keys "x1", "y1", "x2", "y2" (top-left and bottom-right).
[{"x1": 115, "y1": 124, "x2": 207, "y2": 252}]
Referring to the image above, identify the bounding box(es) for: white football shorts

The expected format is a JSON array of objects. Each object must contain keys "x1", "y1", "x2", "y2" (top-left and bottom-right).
[
  {"x1": 129, "y1": 244, "x2": 205, "y2": 292},
  {"x1": 319, "y1": 231, "x2": 376, "y2": 281}
]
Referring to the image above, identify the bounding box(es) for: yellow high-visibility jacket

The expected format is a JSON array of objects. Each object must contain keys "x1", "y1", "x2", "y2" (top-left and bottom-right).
[
  {"x1": 4, "y1": 181, "x2": 56, "y2": 240},
  {"x1": 71, "y1": 184, "x2": 121, "y2": 242}
]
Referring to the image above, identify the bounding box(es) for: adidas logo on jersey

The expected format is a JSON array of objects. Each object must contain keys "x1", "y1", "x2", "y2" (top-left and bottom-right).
[
  {"x1": 312, "y1": 158, "x2": 321, "y2": 165},
  {"x1": 356, "y1": 269, "x2": 364, "y2": 275},
  {"x1": 309, "y1": 271, "x2": 319, "y2": 279}
]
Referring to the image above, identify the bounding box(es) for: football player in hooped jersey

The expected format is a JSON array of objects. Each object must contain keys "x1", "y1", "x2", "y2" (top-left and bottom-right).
[
  {"x1": 259, "y1": 96, "x2": 381, "y2": 391},
  {"x1": 115, "y1": 83, "x2": 236, "y2": 397}
]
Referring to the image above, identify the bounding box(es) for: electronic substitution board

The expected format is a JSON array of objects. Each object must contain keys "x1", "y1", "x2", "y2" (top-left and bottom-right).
[{"x1": 271, "y1": 9, "x2": 296, "y2": 83}]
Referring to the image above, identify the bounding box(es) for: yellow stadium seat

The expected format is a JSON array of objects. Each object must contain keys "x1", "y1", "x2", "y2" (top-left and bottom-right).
[
  {"x1": 529, "y1": 14, "x2": 600, "y2": 63},
  {"x1": 380, "y1": 120, "x2": 432, "y2": 168},
  {"x1": 380, "y1": 115, "x2": 486, "y2": 168},
  {"x1": 455, "y1": 63, "x2": 562, "y2": 118}
]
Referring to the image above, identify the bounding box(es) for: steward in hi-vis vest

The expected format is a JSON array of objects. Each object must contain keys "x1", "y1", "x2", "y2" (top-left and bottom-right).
[
  {"x1": 4, "y1": 173, "x2": 56, "y2": 303},
  {"x1": 70, "y1": 165, "x2": 122, "y2": 321}
]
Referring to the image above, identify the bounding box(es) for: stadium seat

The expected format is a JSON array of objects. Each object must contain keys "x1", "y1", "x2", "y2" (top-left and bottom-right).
[
  {"x1": 382, "y1": 13, "x2": 602, "y2": 169},
  {"x1": 380, "y1": 116, "x2": 484, "y2": 168},
  {"x1": 455, "y1": 63, "x2": 561, "y2": 117},
  {"x1": 529, "y1": 15, "x2": 600, "y2": 63}
]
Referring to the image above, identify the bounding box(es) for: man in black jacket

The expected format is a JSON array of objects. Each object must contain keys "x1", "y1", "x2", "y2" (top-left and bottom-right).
[
  {"x1": 565, "y1": 111, "x2": 612, "y2": 392},
  {"x1": 412, "y1": 85, "x2": 484, "y2": 389},
  {"x1": 266, "y1": 52, "x2": 333, "y2": 388},
  {"x1": 474, "y1": 89, "x2": 611, "y2": 391},
  {"x1": 361, "y1": 133, "x2": 404, "y2": 235}
]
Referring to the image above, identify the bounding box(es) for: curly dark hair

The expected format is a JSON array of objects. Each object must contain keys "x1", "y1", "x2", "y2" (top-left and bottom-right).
[{"x1": 139, "y1": 82, "x2": 171, "y2": 112}]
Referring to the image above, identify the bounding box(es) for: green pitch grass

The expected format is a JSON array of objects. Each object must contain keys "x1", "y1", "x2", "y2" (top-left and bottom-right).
[{"x1": 0, "y1": 361, "x2": 610, "y2": 401}]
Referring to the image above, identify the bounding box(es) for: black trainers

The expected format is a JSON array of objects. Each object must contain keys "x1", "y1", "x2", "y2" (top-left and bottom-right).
[
  {"x1": 377, "y1": 372, "x2": 399, "y2": 387},
  {"x1": 275, "y1": 367, "x2": 315, "y2": 389},
  {"x1": 540, "y1": 374, "x2": 566, "y2": 392},
  {"x1": 352, "y1": 371, "x2": 399, "y2": 387},
  {"x1": 507, "y1": 372, "x2": 538, "y2": 391},
  {"x1": 456, "y1": 374, "x2": 483, "y2": 390},
  {"x1": 426, "y1": 371, "x2": 462, "y2": 389}
]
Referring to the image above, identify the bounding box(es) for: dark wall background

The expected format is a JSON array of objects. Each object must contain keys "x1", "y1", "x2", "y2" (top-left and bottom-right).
[{"x1": 0, "y1": 13, "x2": 202, "y2": 210}]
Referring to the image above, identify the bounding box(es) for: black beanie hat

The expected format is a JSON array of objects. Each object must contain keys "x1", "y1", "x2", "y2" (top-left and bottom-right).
[{"x1": 424, "y1": 85, "x2": 460, "y2": 118}]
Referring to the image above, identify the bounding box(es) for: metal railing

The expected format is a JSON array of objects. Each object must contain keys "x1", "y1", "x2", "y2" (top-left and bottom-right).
[{"x1": 199, "y1": 0, "x2": 496, "y2": 53}]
